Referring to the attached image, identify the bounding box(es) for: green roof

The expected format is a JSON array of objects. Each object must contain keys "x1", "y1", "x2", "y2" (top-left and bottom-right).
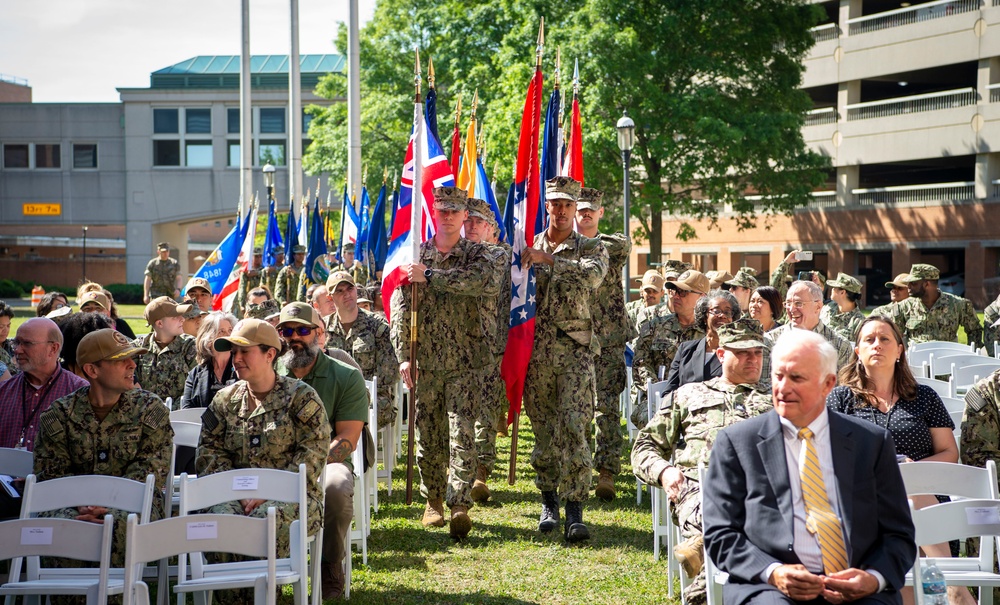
[{"x1": 150, "y1": 55, "x2": 345, "y2": 90}]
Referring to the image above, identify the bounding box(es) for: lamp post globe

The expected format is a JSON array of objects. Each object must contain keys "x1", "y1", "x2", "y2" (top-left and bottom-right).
[
  {"x1": 262, "y1": 163, "x2": 276, "y2": 200},
  {"x1": 616, "y1": 110, "x2": 636, "y2": 302}
]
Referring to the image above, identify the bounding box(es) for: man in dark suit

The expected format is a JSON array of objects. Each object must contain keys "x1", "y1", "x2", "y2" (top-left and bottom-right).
[{"x1": 703, "y1": 329, "x2": 915, "y2": 605}]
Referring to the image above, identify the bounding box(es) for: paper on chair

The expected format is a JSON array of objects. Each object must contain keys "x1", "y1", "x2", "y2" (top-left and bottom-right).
[
  {"x1": 21, "y1": 527, "x2": 53, "y2": 545},
  {"x1": 966, "y1": 506, "x2": 1000, "y2": 525},
  {"x1": 186, "y1": 521, "x2": 218, "y2": 540},
  {"x1": 232, "y1": 476, "x2": 259, "y2": 491}
]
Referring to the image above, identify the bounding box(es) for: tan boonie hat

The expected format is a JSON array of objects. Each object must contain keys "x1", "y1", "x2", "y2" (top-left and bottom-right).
[
  {"x1": 662, "y1": 259, "x2": 693, "y2": 279},
  {"x1": 544, "y1": 176, "x2": 581, "y2": 201},
  {"x1": 666, "y1": 270, "x2": 710, "y2": 296},
  {"x1": 717, "y1": 318, "x2": 767, "y2": 350},
  {"x1": 726, "y1": 269, "x2": 760, "y2": 290},
  {"x1": 904, "y1": 264, "x2": 940, "y2": 282},
  {"x1": 576, "y1": 187, "x2": 604, "y2": 211},
  {"x1": 157, "y1": 242, "x2": 170, "y2": 251},
  {"x1": 827, "y1": 272, "x2": 862, "y2": 294},
  {"x1": 638, "y1": 269, "x2": 665, "y2": 293},
  {"x1": 78, "y1": 328, "x2": 148, "y2": 365},
  {"x1": 185, "y1": 277, "x2": 212, "y2": 295},
  {"x1": 467, "y1": 198, "x2": 499, "y2": 230},
  {"x1": 885, "y1": 273, "x2": 911, "y2": 289},
  {"x1": 144, "y1": 296, "x2": 191, "y2": 325},
  {"x1": 278, "y1": 302, "x2": 322, "y2": 329},
  {"x1": 214, "y1": 318, "x2": 281, "y2": 352},
  {"x1": 432, "y1": 186, "x2": 468, "y2": 211},
  {"x1": 327, "y1": 270, "x2": 355, "y2": 290},
  {"x1": 245, "y1": 300, "x2": 280, "y2": 320},
  {"x1": 706, "y1": 271, "x2": 733, "y2": 290},
  {"x1": 79, "y1": 290, "x2": 109, "y2": 311}
]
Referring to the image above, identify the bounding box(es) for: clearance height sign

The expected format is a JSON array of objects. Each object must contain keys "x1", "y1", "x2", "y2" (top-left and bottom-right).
[{"x1": 22, "y1": 203, "x2": 61, "y2": 216}]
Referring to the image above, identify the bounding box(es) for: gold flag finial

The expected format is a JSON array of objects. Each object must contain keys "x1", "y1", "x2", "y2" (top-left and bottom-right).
[
  {"x1": 428, "y1": 56, "x2": 435, "y2": 89},
  {"x1": 382, "y1": 166, "x2": 388, "y2": 185},
  {"x1": 471, "y1": 89, "x2": 479, "y2": 118},
  {"x1": 572, "y1": 58, "x2": 580, "y2": 95},
  {"x1": 554, "y1": 47, "x2": 561, "y2": 90},
  {"x1": 414, "y1": 48, "x2": 422, "y2": 101},
  {"x1": 536, "y1": 18, "x2": 545, "y2": 68},
  {"x1": 493, "y1": 162, "x2": 499, "y2": 183},
  {"x1": 392, "y1": 168, "x2": 398, "y2": 191},
  {"x1": 363, "y1": 164, "x2": 368, "y2": 184},
  {"x1": 453, "y1": 93, "x2": 463, "y2": 128}
]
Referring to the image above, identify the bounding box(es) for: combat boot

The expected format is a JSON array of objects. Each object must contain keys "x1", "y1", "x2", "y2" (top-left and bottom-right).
[
  {"x1": 674, "y1": 534, "x2": 704, "y2": 578},
  {"x1": 470, "y1": 465, "x2": 491, "y2": 503},
  {"x1": 421, "y1": 498, "x2": 446, "y2": 528},
  {"x1": 564, "y1": 500, "x2": 590, "y2": 543},
  {"x1": 595, "y1": 470, "x2": 616, "y2": 501},
  {"x1": 450, "y1": 505, "x2": 472, "y2": 539},
  {"x1": 538, "y1": 490, "x2": 560, "y2": 533}
]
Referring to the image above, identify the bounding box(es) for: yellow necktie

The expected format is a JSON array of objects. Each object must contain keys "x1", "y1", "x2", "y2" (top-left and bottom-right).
[{"x1": 798, "y1": 427, "x2": 849, "y2": 574}]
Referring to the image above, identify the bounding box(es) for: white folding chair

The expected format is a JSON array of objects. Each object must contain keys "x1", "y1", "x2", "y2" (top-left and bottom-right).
[
  {"x1": 930, "y1": 354, "x2": 992, "y2": 379},
  {"x1": 909, "y1": 498, "x2": 1000, "y2": 605},
  {"x1": 899, "y1": 460, "x2": 999, "y2": 500},
  {"x1": 169, "y1": 408, "x2": 206, "y2": 424},
  {"x1": 697, "y1": 465, "x2": 726, "y2": 605},
  {"x1": 178, "y1": 464, "x2": 319, "y2": 605},
  {"x1": 365, "y1": 377, "x2": 379, "y2": 514},
  {"x1": 625, "y1": 367, "x2": 636, "y2": 441},
  {"x1": 638, "y1": 378, "x2": 670, "y2": 506},
  {"x1": 0, "y1": 447, "x2": 33, "y2": 478},
  {"x1": 910, "y1": 341, "x2": 976, "y2": 354},
  {"x1": 378, "y1": 378, "x2": 397, "y2": 497},
  {"x1": 651, "y1": 487, "x2": 681, "y2": 598},
  {"x1": 915, "y1": 376, "x2": 953, "y2": 398},
  {"x1": 910, "y1": 363, "x2": 930, "y2": 379},
  {"x1": 940, "y1": 396, "x2": 966, "y2": 416},
  {"x1": 350, "y1": 439, "x2": 369, "y2": 561},
  {"x1": 123, "y1": 510, "x2": 280, "y2": 605},
  {"x1": 952, "y1": 363, "x2": 1000, "y2": 397},
  {"x1": 168, "y1": 421, "x2": 202, "y2": 514},
  {"x1": 0, "y1": 515, "x2": 114, "y2": 605}
]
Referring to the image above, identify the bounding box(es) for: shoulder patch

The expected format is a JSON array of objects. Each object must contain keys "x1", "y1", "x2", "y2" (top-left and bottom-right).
[
  {"x1": 966, "y1": 386, "x2": 990, "y2": 414},
  {"x1": 40, "y1": 411, "x2": 65, "y2": 437},
  {"x1": 294, "y1": 388, "x2": 323, "y2": 424},
  {"x1": 201, "y1": 407, "x2": 220, "y2": 432},
  {"x1": 143, "y1": 398, "x2": 170, "y2": 429}
]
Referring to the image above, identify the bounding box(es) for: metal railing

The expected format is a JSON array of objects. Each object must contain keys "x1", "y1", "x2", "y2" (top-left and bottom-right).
[
  {"x1": 845, "y1": 87, "x2": 978, "y2": 120},
  {"x1": 0, "y1": 73, "x2": 29, "y2": 87},
  {"x1": 848, "y1": 0, "x2": 982, "y2": 35},
  {"x1": 992, "y1": 179, "x2": 1000, "y2": 198},
  {"x1": 853, "y1": 181, "x2": 975, "y2": 205},
  {"x1": 809, "y1": 191, "x2": 839, "y2": 208},
  {"x1": 989, "y1": 83, "x2": 1000, "y2": 103},
  {"x1": 810, "y1": 23, "x2": 841, "y2": 43},
  {"x1": 805, "y1": 107, "x2": 839, "y2": 126}
]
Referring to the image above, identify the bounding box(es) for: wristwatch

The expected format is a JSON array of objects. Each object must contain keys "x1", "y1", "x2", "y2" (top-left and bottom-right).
[{"x1": 423, "y1": 268, "x2": 432, "y2": 280}]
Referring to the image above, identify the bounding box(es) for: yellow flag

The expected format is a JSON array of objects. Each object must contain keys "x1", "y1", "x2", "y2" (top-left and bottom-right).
[{"x1": 456, "y1": 118, "x2": 477, "y2": 197}]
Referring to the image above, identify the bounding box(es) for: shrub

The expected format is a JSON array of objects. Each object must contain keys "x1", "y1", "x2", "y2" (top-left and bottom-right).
[{"x1": 105, "y1": 283, "x2": 144, "y2": 305}]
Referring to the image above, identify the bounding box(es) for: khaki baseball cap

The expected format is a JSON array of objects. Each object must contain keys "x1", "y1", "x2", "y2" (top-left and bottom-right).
[
  {"x1": 79, "y1": 290, "x2": 109, "y2": 311},
  {"x1": 185, "y1": 277, "x2": 212, "y2": 295},
  {"x1": 706, "y1": 271, "x2": 733, "y2": 290},
  {"x1": 666, "y1": 270, "x2": 710, "y2": 295},
  {"x1": 885, "y1": 273, "x2": 911, "y2": 288},
  {"x1": 144, "y1": 296, "x2": 192, "y2": 325},
  {"x1": 636, "y1": 269, "x2": 665, "y2": 293},
  {"x1": 78, "y1": 329, "x2": 148, "y2": 365},
  {"x1": 278, "y1": 302, "x2": 322, "y2": 328},
  {"x1": 717, "y1": 318, "x2": 767, "y2": 350},
  {"x1": 327, "y1": 270, "x2": 355, "y2": 290},
  {"x1": 214, "y1": 318, "x2": 282, "y2": 352}
]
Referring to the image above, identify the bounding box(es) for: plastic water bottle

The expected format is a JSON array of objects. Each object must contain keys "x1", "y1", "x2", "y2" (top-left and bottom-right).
[{"x1": 921, "y1": 562, "x2": 948, "y2": 605}]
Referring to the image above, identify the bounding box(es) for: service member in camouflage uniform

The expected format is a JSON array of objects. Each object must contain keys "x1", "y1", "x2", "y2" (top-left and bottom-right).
[
  {"x1": 327, "y1": 271, "x2": 399, "y2": 429},
  {"x1": 574, "y1": 186, "x2": 634, "y2": 501},
  {"x1": 637, "y1": 260, "x2": 695, "y2": 323},
  {"x1": 333, "y1": 243, "x2": 370, "y2": 287},
  {"x1": 132, "y1": 297, "x2": 197, "y2": 403},
  {"x1": 870, "y1": 273, "x2": 910, "y2": 318},
  {"x1": 260, "y1": 250, "x2": 284, "y2": 297},
  {"x1": 821, "y1": 272, "x2": 866, "y2": 342},
  {"x1": 462, "y1": 197, "x2": 511, "y2": 503},
  {"x1": 769, "y1": 250, "x2": 826, "y2": 301},
  {"x1": 984, "y1": 293, "x2": 1000, "y2": 356},
  {"x1": 389, "y1": 186, "x2": 499, "y2": 539},
  {"x1": 765, "y1": 281, "x2": 854, "y2": 371},
  {"x1": 197, "y1": 318, "x2": 331, "y2": 559},
  {"x1": 724, "y1": 268, "x2": 759, "y2": 313},
  {"x1": 275, "y1": 245, "x2": 306, "y2": 306},
  {"x1": 631, "y1": 270, "x2": 710, "y2": 428},
  {"x1": 887, "y1": 263, "x2": 983, "y2": 348},
  {"x1": 626, "y1": 270, "x2": 665, "y2": 332},
  {"x1": 631, "y1": 319, "x2": 772, "y2": 605},
  {"x1": 184, "y1": 276, "x2": 215, "y2": 316},
  {"x1": 705, "y1": 271, "x2": 733, "y2": 291},
  {"x1": 962, "y1": 367, "x2": 1000, "y2": 495},
  {"x1": 34, "y1": 329, "x2": 173, "y2": 565},
  {"x1": 521, "y1": 176, "x2": 609, "y2": 543},
  {"x1": 144, "y1": 241, "x2": 182, "y2": 303},
  {"x1": 232, "y1": 247, "x2": 264, "y2": 319}
]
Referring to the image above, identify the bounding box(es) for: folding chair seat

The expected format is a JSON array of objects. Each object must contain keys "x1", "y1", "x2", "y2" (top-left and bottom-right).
[
  {"x1": 169, "y1": 408, "x2": 206, "y2": 424},
  {"x1": 915, "y1": 376, "x2": 953, "y2": 398},
  {"x1": 0, "y1": 447, "x2": 33, "y2": 479},
  {"x1": 930, "y1": 354, "x2": 992, "y2": 380},
  {"x1": 910, "y1": 341, "x2": 976, "y2": 355},
  {"x1": 952, "y1": 363, "x2": 1000, "y2": 397}
]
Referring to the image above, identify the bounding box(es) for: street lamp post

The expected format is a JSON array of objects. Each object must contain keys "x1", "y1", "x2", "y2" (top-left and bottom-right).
[
  {"x1": 262, "y1": 163, "x2": 276, "y2": 201},
  {"x1": 81, "y1": 226, "x2": 88, "y2": 282},
  {"x1": 616, "y1": 110, "x2": 636, "y2": 303}
]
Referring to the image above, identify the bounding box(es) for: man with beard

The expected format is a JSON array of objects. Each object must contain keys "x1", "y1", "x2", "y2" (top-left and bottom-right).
[
  {"x1": 627, "y1": 270, "x2": 665, "y2": 331},
  {"x1": 275, "y1": 302, "x2": 368, "y2": 600},
  {"x1": 887, "y1": 263, "x2": 983, "y2": 348}
]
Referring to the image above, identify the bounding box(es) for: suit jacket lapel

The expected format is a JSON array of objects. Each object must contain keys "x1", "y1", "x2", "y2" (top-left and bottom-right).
[
  {"x1": 828, "y1": 412, "x2": 856, "y2": 542},
  {"x1": 757, "y1": 413, "x2": 794, "y2": 539}
]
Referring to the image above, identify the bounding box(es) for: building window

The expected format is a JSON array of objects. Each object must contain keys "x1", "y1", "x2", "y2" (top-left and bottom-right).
[
  {"x1": 35, "y1": 144, "x2": 60, "y2": 169},
  {"x1": 153, "y1": 140, "x2": 180, "y2": 166},
  {"x1": 186, "y1": 108, "x2": 211, "y2": 134},
  {"x1": 227, "y1": 108, "x2": 240, "y2": 134},
  {"x1": 3, "y1": 144, "x2": 29, "y2": 168},
  {"x1": 259, "y1": 141, "x2": 286, "y2": 166},
  {"x1": 302, "y1": 110, "x2": 313, "y2": 134},
  {"x1": 227, "y1": 142, "x2": 241, "y2": 167},
  {"x1": 186, "y1": 142, "x2": 213, "y2": 167},
  {"x1": 260, "y1": 108, "x2": 286, "y2": 134},
  {"x1": 154, "y1": 108, "x2": 179, "y2": 134},
  {"x1": 73, "y1": 144, "x2": 98, "y2": 169}
]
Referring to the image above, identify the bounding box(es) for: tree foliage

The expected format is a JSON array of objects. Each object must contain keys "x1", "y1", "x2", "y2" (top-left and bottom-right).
[{"x1": 303, "y1": 0, "x2": 830, "y2": 261}]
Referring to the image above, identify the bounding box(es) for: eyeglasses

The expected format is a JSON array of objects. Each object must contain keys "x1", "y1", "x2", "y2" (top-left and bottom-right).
[
  {"x1": 666, "y1": 288, "x2": 690, "y2": 298},
  {"x1": 707, "y1": 308, "x2": 733, "y2": 318},
  {"x1": 12, "y1": 339, "x2": 56, "y2": 349},
  {"x1": 279, "y1": 326, "x2": 315, "y2": 338},
  {"x1": 783, "y1": 300, "x2": 818, "y2": 310}
]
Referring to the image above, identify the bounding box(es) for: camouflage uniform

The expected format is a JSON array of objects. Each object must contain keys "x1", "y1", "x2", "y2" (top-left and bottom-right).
[
  {"x1": 297, "y1": 266, "x2": 312, "y2": 302},
  {"x1": 334, "y1": 261, "x2": 369, "y2": 287},
  {"x1": 820, "y1": 305, "x2": 866, "y2": 343},
  {"x1": 887, "y1": 291, "x2": 983, "y2": 349},
  {"x1": 631, "y1": 377, "x2": 772, "y2": 605},
  {"x1": 275, "y1": 263, "x2": 305, "y2": 306},
  {"x1": 197, "y1": 375, "x2": 331, "y2": 555},
  {"x1": 388, "y1": 238, "x2": 499, "y2": 508},
  {"x1": 260, "y1": 265, "x2": 281, "y2": 298},
  {"x1": 232, "y1": 266, "x2": 263, "y2": 319},
  {"x1": 475, "y1": 242, "x2": 512, "y2": 475},
  {"x1": 145, "y1": 256, "x2": 180, "y2": 299},
  {"x1": 870, "y1": 301, "x2": 897, "y2": 318},
  {"x1": 131, "y1": 333, "x2": 197, "y2": 402},
  {"x1": 327, "y1": 308, "x2": 399, "y2": 429},
  {"x1": 625, "y1": 299, "x2": 648, "y2": 333},
  {"x1": 34, "y1": 387, "x2": 173, "y2": 565},
  {"x1": 630, "y1": 314, "x2": 705, "y2": 428},
  {"x1": 983, "y1": 295, "x2": 1000, "y2": 356},
  {"x1": 765, "y1": 321, "x2": 854, "y2": 371},
  {"x1": 523, "y1": 231, "x2": 608, "y2": 502},
  {"x1": 591, "y1": 232, "x2": 634, "y2": 476},
  {"x1": 769, "y1": 259, "x2": 795, "y2": 300},
  {"x1": 961, "y1": 369, "x2": 1000, "y2": 487}
]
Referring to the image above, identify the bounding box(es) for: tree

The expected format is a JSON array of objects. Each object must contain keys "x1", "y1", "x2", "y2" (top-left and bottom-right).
[{"x1": 304, "y1": 0, "x2": 830, "y2": 263}]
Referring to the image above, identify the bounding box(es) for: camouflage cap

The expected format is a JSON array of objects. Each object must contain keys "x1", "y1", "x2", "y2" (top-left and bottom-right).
[
  {"x1": 544, "y1": 176, "x2": 581, "y2": 201},
  {"x1": 214, "y1": 318, "x2": 281, "y2": 351},
  {"x1": 181, "y1": 299, "x2": 208, "y2": 318},
  {"x1": 662, "y1": 259, "x2": 693, "y2": 279},
  {"x1": 278, "y1": 302, "x2": 322, "y2": 328},
  {"x1": 78, "y1": 328, "x2": 148, "y2": 365},
  {"x1": 432, "y1": 186, "x2": 469, "y2": 211},
  {"x1": 244, "y1": 299, "x2": 280, "y2": 320},
  {"x1": 666, "y1": 270, "x2": 710, "y2": 295},
  {"x1": 467, "y1": 197, "x2": 498, "y2": 230},
  {"x1": 717, "y1": 318, "x2": 767, "y2": 350},
  {"x1": 726, "y1": 269, "x2": 760, "y2": 290},
  {"x1": 79, "y1": 290, "x2": 109, "y2": 311},
  {"x1": 635, "y1": 269, "x2": 665, "y2": 293},
  {"x1": 292, "y1": 244, "x2": 306, "y2": 254},
  {"x1": 342, "y1": 242, "x2": 356, "y2": 253},
  {"x1": 144, "y1": 296, "x2": 192, "y2": 325},
  {"x1": 185, "y1": 277, "x2": 212, "y2": 295},
  {"x1": 576, "y1": 187, "x2": 604, "y2": 211},
  {"x1": 885, "y1": 273, "x2": 911, "y2": 288},
  {"x1": 706, "y1": 271, "x2": 734, "y2": 290},
  {"x1": 828, "y1": 272, "x2": 862, "y2": 294},
  {"x1": 904, "y1": 264, "x2": 940, "y2": 282},
  {"x1": 253, "y1": 246, "x2": 263, "y2": 255},
  {"x1": 327, "y1": 270, "x2": 355, "y2": 290},
  {"x1": 157, "y1": 242, "x2": 170, "y2": 251}
]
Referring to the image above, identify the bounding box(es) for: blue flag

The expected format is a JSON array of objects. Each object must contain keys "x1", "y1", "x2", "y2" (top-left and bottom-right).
[
  {"x1": 388, "y1": 188, "x2": 399, "y2": 235},
  {"x1": 366, "y1": 183, "x2": 388, "y2": 274},
  {"x1": 475, "y1": 159, "x2": 505, "y2": 244},
  {"x1": 283, "y1": 201, "x2": 298, "y2": 266},
  {"x1": 357, "y1": 186, "x2": 371, "y2": 264},
  {"x1": 426, "y1": 86, "x2": 441, "y2": 148},
  {"x1": 186, "y1": 221, "x2": 242, "y2": 300},
  {"x1": 339, "y1": 188, "x2": 362, "y2": 261},
  {"x1": 305, "y1": 197, "x2": 328, "y2": 283},
  {"x1": 538, "y1": 87, "x2": 561, "y2": 233},
  {"x1": 502, "y1": 182, "x2": 516, "y2": 245},
  {"x1": 262, "y1": 198, "x2": 283, "y2": 268}
]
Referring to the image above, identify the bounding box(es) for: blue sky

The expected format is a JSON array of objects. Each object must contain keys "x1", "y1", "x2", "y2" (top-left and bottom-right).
[{"x1": 0, "y1": 0, "x2": 375, "y2": 103}]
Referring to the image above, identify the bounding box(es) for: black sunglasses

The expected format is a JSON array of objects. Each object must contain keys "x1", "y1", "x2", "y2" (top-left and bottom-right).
[{"x1": 279, "y1": 326, "x2": 314, "y2": 338}]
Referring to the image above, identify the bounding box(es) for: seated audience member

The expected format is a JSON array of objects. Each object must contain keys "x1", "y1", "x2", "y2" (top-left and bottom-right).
[
  {"x1": 184, "y1": 277, "x2": 215, "y2": 316},
  {"x1": 79, "y1": 290, "x2": 112, "y2": 317},
  {"x1": 181, "y1": 298, "x2": 208, "y2": 337},
  {"x1": 132, "y1": 296, "x2": 197, "y2": 402},
  {"x1": 724, "y1": 268, "x2": 759, "y2": 313},
  {"x1": 0, "y1": 301, "x2": 15, "y2": 373},
  {"x1": 749, "y1": 285, "x2": 785, "y2": 333},
  {"x1": 58, "y1": 312, "x2": 116, "y2": 378},
  {"x1": 33, "y1": 329, "x2": 173, "y2": 564},
  {"x1": 0, "y1": 318, "x2": 89, "y2": 518},
  {"x1": 36, "y1": 291, "x2": 70, "y2": 318},
  {"x1": 663, "y1": 289, "x2": 741, "y2": 396},
  {"x1": 821, "y1": 273, "x2": 866, "y2": 342},
  {"x1": 765, "y1": 280, "x2": 854, "y2": 371},
  {"x1": 632, "y1": 318, "x2": 772, "y2": 605}
]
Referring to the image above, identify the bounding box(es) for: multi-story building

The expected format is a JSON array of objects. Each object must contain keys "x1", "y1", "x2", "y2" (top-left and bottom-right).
[
  {"x1": 642, "y1": 0, "x2": 1000, "y2": 307},
  {"x1": 0, "y1": 55, "x2": 342, "y2": 287}
]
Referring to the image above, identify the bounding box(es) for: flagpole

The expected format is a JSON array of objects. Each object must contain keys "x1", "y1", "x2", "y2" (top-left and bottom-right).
[{"x1": 406, "y1": 48, "x2": 423, "y2": 506}]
